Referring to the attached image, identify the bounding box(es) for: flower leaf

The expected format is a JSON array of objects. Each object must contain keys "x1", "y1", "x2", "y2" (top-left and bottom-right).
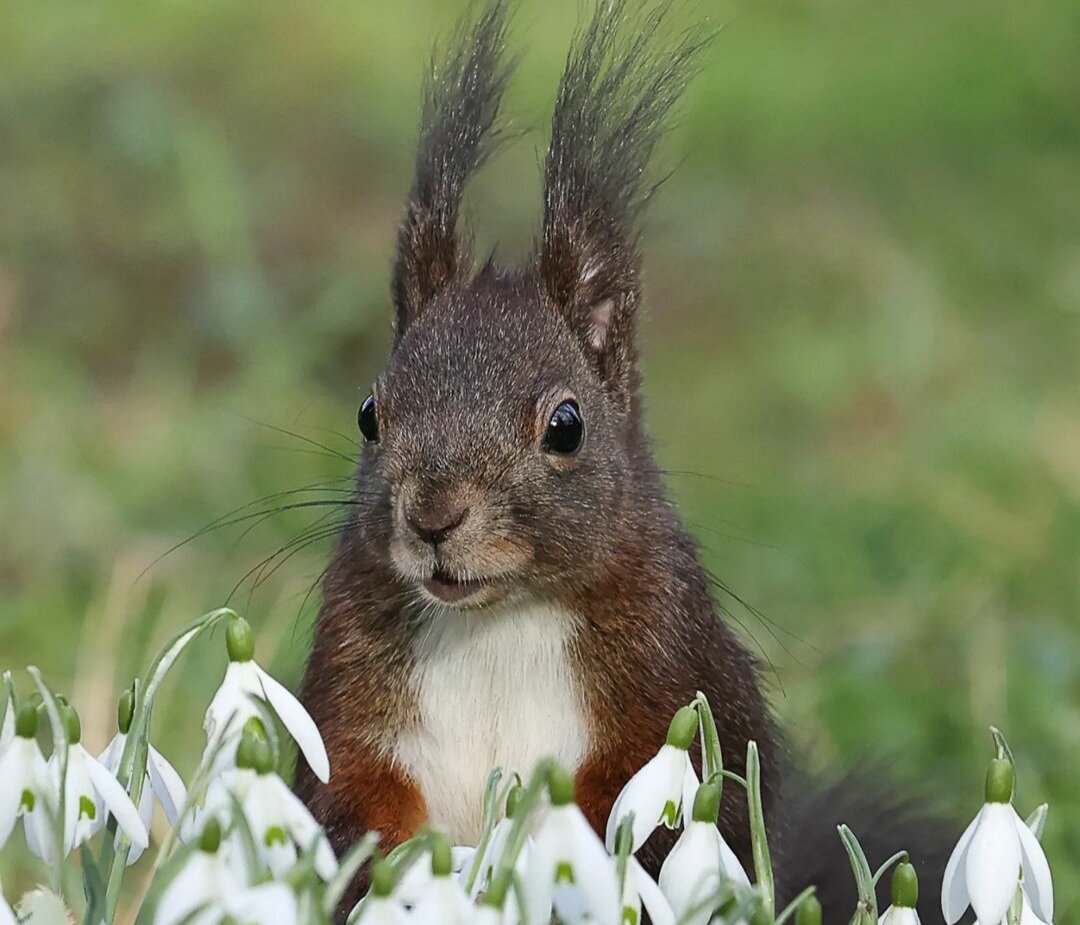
[
  {"x1": 838, "y1": 825, "x2": 877, "y2": 922},
  {"x1": 745, "y1": 741, "x2": 774, "y2": 916}
]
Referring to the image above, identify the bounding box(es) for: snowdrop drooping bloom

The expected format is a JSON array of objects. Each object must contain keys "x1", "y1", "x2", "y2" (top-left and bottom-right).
[
  {"x1": 659, "y1": 778, "x2": 751, "y2": 925},
  {"x1": 879, "y1": 862, "x2": 922, "y2": 925},
  {"x1": 95, "y1": 691, "x2": 187, "y2": 865},
  {"x1": 39, "y1": 704, "x2": 148, "y2": 861},
  {"x1": 202, "y1": 616, "x2": 329, "y2": 783},
  {"x1": 358, "y1": 860, "x2": 410, "y2": 925},
  {"x1": 0, "y1": 703, "x2": 51, "y2": 855},
  {"x1": 525, "y1": 764, "x2": 621, "y2": 925},
  {"x1": 410, "y1": 834, "x2": 474, "y2": 925},
  {"x1": 229, "y1": 728, "x2": 338, "y2": 881},
  {"x1": 155, "y1": 818, "x2": 298, "y2": 925},
  {"x1": 606, "y1": 705, "x2": 700, "y2": 853},
  {"x1": 941, "y1": 759, "x2": 1053, "y2": 925},
  {"x1": 620, "y1": 855, "x2": 676, "y2": 925}
]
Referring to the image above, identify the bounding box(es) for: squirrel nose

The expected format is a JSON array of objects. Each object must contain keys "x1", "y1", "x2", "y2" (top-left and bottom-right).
[{"x1": 405, "y1": 503, "x2": 469, "y2": 546}]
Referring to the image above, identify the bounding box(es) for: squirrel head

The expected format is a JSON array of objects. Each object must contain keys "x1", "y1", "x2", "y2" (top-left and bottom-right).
[{"x1": 352, "y1": 0, "x2": 711, "y2": 610}]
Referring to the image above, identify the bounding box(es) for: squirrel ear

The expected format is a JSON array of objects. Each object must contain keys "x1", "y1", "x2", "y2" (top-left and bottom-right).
[
  {"x1": 539, "y1": 1, "x2": 711, "y2": 397},
  {"x1": 390, "y1": 0, "x2": 514, "y2": 341}
]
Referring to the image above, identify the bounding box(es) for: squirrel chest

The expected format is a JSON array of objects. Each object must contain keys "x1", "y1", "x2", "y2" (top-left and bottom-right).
[{"x1": 390, "y1": 601, "x2": 589, "y2": 843}]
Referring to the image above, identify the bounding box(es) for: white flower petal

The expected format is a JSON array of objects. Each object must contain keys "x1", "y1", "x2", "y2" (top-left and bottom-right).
[
  {"x1": 83, "y1": 748, "x2": 149, "y2": 849},
  {"x1": 568, "y1": 808, "x2": 620, "y2": 925},
  {"x1": 0, "y1": 746, "x2": 26, "y2": 848},
  {"x1": 254, "y1": 665, "x2": 329, "y2": 784},
  {"x1": 1018, "y1": 890, "x2": 1051, "y2": 925},
  {"x1": 605, "y1": 745, "x2": 688, "y2": 852},
  {"x1": 716, "y1": 828, "x2": 752, "y2": 888},
  {"x1": 965, "y1": 803, "x2": 1021, "y2": 925},
  {"x1": 681, "y1": 759, "x2": 700, "y2": 825},
  {"x1": 659, "y1": 823, "x2": 722, "y2": 925},
  {"x1": 878, "y1": 906, "x2": 921, "y2": 925},
  {"x1": 941, "y1": 809, "x2": 980, "y2": 924},
  {"x1": 1013, "y1": 807, "x2": 1053, "y2": 923},
  {"x1": 524, "y1": 819, "x2": 558, "y2": 925},
  {"x1": 412, "y1": 876, "x2": 474, "y2": 925},
  {"x1": 224, "y1": 883, "x2": 298, "y2": 925},
  {"x1": 0, "y1": 895, "x2": 14, "y2": 925},
  {"x1": 148, "y1": 746, "x2": 188, "y2": 825},
  {"x1": 154, "y1": 852, "x2": 225, "y2": 925},
  {"x1": 362, "y1": 896, "x2": 410, "y2": 925},
  {"x1": 629, "y1": 856, "x2": 675, "y2": 925}
]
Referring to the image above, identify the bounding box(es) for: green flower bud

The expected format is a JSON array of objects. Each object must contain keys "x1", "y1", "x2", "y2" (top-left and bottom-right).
[
  {"x1": 547, "y1": 764, "x2": 575, "y2": 807},
  {"x1": 666, "y1": 706, "x2": 697, "y2": 751},
  {"x1": 15, "y1": 703, "x2": 38, "y2": 739},
  {"x1": 431, "y1": 832, "x2": 453, "y2": 877},
  {"x1": 691, "y1": 779, "x2": 721, "y2": 824},
  {"x1": 891, "y1": 862, "x2": 919, "y2": 909},
  {"x1": 985, "y1": 758, "x2": 1014, "y2": 804},
  {"x1": 505, "y1": 783, "x2": 524, "y2": 819},
  {"x1": 370, "y1": 858, "x2": 396, "y2": 898},
  {"x1": 117, "y1": 689, "x2": 135, "y2": 735},
  {"x1": 235, "y1": 730, "x2": 274, "y2": 775},
  {"x1": 200, "y1": 818, "x2": 223, "y2": 853},
  {"x1": 226, "y1": 616, "x2": 255, "y2": 663},
  {"x1": 795, "y1": 894, "x2": 822, "y2": 925},
  {"x1": 61, "y1": 704, "x2": 82, "y2": 744}
]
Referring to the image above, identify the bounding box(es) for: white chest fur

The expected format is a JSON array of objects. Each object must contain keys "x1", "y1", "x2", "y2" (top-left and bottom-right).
[{"x1": 391, "y1": 602, "x2": 589, "y2": 843}]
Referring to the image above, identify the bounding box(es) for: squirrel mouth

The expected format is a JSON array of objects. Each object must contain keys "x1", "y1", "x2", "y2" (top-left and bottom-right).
[{"x1": 423, "y1": 569, "x2": 495, "y2": 605}]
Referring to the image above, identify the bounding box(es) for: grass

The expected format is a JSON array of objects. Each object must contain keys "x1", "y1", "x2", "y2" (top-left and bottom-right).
[{"x1": 1, "y1": 0, "x2": 1078, "y2": 915}]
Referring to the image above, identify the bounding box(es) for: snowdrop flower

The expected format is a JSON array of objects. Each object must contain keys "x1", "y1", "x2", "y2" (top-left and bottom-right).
[
  {"x1": 621, "y1": 855, "x2": 675, "y2": 925},
  {"x1": 94, "y1": 691, "x2": 187, "y2": 865},
  {"x1": 0, "y1": 678, "x2": 14, "y2": 752},
  {"x1": 659, "y1": 779, "x2": 751, "y2": 925},
  {"x1": 397, "y1": 843, "x2": 477, "y2": 907},
  {"x1": 202, "y1": 615, "x2": 329, "y2": 783},
  {"x1": 525, "y1": 765, "x2": 620, "y2": 925},
  {"x1": 941, "y1": 759, "x2": 1053, "y2": 925},
  {"x1": 606, "y1": 706, "x2": 700, "y2": 853},
  {"x1": 155, "y1": 818, "x2": 298, "y2": 925},
  {"x1": 0, "y1": 704, "x2": 53, "y2": 855},
  {"x1": 469, "y1": 784, "x2": 530, "y2": 900},
  {"x1": 38, "y1": 704, "x2": 148, "y2": 861},
  {"x1": 358, "y1": 860, "x2": 410, "y2": 925},
  {"x1": 410, "y1": 834, "x2": 474, "y2": 925},
  {"x1": 228, "y1": 729, "x2": 337, "y2": 881},
  {"x1": 1008, "y1": 890, "x2": 1051, "y2": 925},
  {"x1": 879, "y1": 862, "x2": 921, "y2": 925}
]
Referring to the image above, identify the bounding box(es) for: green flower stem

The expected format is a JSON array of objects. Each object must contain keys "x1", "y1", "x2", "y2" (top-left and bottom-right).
[
  {"x1": 746, "y1": 741, "x2": 774, "y2": 917},
  {"x1": 485, "y1": 761, "x2": 552, "y2": 908},
  {"x1": 103, "y1": 607, "x2": 236, "y2": 923},
  {"x1": 776, "y1": 888, "x2": 819, "y2": 925},
  {"x1": 838, "y1": 825, "x2": 877, "y2": 923},
  {"x1": 693, "y1": 691, "x2": 725, "y2": 783},
  {"x1": 464, "y1": 768, "x2": 507, "y2": 894}
]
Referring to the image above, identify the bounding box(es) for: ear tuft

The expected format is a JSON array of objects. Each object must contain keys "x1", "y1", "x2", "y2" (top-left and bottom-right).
[
  {"x1": 390, "y1": 0, "x2": 515, "y2": 341},
  {"x1": 539, "y1": 1, "x2": 712, "y2": 395}
]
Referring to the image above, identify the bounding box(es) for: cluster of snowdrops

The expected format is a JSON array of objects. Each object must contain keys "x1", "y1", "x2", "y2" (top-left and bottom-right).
[{"x1": 0, "y1": 608, "x2": 1057, "y2": 925}]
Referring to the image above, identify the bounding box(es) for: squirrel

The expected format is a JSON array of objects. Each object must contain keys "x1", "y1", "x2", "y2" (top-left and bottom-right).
[{"x1": 293, "y1": 1, "x2": 952, "y2": 920}]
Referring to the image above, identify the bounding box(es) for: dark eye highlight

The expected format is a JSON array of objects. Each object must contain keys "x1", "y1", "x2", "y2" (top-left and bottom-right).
[
  {"x1": 543, "y1": 400, "x2": 584, "y2": 456},
  {"x1": 358, "y1": 394, "x2": 379, "y2": 443}
]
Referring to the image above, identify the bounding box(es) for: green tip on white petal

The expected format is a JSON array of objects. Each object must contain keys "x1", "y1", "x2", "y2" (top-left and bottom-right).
[
  {"x1": 236, "y1": 729, "x2": 274, "y2": 775},
  {"x1": 985, "y1": 758, "x2": 1014, "y2": 804},
  {"x1": 15, "y1": 703, "x2": 38, "y2": 739},
  {"x1": 691, "y1": 779, "x2": 721, "y2": 824},
  {"x1": 666, "y1": 706, "x2": 697, "y2": 751},
  {"x1": 61, "y1": 703, "x2": 82, "y2": 744},
  {"x1": 547, "y1": 764, "x2": 575, "y2": 807},
  {"x1": 117, "y1": 689, "x2": 134, "y2": 735},
  {"x1": 200, "y1": 818, "x2": 223, "y2": 854},
  {"x1": 370, "y1": 859, "x2": 396, "y2": 898},
  {"x1": 484, "y1": 869, "x2": 512, "y2": 908},
  {"x1": 226, "y1": 615, "x2": 255, "y2": 663},
  {"x1": 431, "y1": 832, "x2": 453, "y2": 877},
  {"x1": 795, "y1": 894, "x2": 822, "y2": 925},
  {"x1": 891, "y1": 862, "x2": 919, "y2": 909}
]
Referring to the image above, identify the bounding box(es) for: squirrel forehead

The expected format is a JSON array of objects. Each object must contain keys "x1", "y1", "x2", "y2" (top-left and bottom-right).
[{"x1": 382, "y1": 275, "x2": 591, "y2": 405}]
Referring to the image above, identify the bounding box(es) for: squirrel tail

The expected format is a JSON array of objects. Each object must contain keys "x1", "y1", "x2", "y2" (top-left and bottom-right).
[{"x1": 772, "y1": 765, "x2": 958, "y2": 923}]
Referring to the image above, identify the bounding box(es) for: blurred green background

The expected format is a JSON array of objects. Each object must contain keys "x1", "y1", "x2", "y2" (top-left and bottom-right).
[{"x1": 1, "y1": 0, "x2": 1078, "y2": 916}]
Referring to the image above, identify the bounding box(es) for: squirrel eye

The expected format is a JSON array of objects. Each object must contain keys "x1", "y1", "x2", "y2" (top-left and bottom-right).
[
  {"x1": 543, "y1": 400, "x2": 584, "y2": 455},
  {"x1": 358, "y1": 394, "x2": 379, "y2": 443}
]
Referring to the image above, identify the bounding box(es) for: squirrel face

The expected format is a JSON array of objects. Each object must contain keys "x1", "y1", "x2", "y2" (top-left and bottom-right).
[{"x1": 356, "y1": 272, "x2": 629, "y2": 610}]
